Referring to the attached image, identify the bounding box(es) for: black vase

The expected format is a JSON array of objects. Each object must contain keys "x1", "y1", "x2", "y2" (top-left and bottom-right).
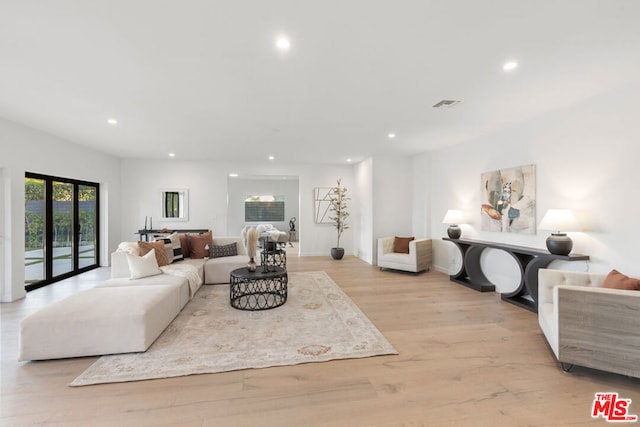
[{"x1": 331, "y1": 247, "x2": 345, "y2": 260}]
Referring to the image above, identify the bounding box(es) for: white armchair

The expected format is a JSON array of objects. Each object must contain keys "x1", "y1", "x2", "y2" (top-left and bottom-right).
[
  {"x1": 377, "y1": 237, "x2": 432, "y2": 273},
  {"x1": 538, "y1": 269, "x2": 640, "y2": 378}
]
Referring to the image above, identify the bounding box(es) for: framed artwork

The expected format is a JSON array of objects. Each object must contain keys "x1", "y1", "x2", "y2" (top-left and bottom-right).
[
  {"x1": 481, "y1": 164, "x2": 536, "y2": 234},
  {"x1": 314, "y1": 187, "x2": 334, "y2": 224}
]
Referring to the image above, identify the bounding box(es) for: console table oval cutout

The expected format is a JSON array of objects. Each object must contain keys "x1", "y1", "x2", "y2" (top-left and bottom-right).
[{"x1": 443, "y1": 238, "x2": 589, "y2": 312}]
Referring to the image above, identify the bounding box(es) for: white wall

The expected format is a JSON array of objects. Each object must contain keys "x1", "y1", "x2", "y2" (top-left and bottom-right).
[
  {"x1": 420, "y1": 80, "x2": 640, "y2": 292},
  {"x1": 412, "y1": 152, "x2": 431, "y2": 239},
  {"x1": 227, "y1": 177, "x2": 299, "y2": 236},
  {"x1": 0, "y1": 118, "x2": 121, "y2": 302},
  {"x1": 371, "y1": 156, "x2": 414, "y2": 263},
  {"x1": 119, "y1": 159, "x2": 357, "y2": 257}
]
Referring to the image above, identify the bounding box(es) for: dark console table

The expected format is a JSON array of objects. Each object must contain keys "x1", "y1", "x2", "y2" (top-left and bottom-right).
[
  {"x1": 136, "y1": 228, "x2": 209, "y2": 241},
  {"x1": 443, "y1": 238, "x2": 589, "y2": 312}
]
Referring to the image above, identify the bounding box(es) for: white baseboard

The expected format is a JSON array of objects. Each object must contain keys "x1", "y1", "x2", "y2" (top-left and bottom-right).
[{"x1": 432, "y1": 264, "x2": 451, "y2": 275}]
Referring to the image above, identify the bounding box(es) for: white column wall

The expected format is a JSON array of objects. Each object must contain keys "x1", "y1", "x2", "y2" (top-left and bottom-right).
[{"x1": 355, "y1": 158, "x2": 374, "y2": 263}]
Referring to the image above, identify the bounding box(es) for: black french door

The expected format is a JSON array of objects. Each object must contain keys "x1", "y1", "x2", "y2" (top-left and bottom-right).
[{"x1": 24, "y1": 173, "x2": 100, "y2": 291}]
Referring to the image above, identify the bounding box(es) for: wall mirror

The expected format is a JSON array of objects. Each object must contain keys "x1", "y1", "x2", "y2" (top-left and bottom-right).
[{"x1": 160, "y1": 188, "x2": 189, "y2": 221}]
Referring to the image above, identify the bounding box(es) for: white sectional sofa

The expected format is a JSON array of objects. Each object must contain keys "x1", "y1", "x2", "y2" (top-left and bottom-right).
[
  {"x1": 109, "y1": 236, "x2": 248, "y2": 285},
  {"x1": 19, "y1": 236, "x2": 251, "y2": 361}
]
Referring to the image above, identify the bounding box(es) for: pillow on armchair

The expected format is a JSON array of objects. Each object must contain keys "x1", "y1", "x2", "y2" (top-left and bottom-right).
[{"x1": 393, "y1": 236, "x2": 415, "y2": 254}]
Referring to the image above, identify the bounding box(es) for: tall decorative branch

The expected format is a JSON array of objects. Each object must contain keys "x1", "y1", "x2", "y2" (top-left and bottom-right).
[
  {"x1": 246, "y1": 227, "x2": 258, "y2": 259},
  {"x1": 329, "y1": 179, "x2": 350, "y2": 248}
]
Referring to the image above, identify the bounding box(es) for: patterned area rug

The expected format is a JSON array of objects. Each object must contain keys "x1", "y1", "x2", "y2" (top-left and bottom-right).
[{"x1": 70, "y1": 271, "x2": 397, "y2": 386}]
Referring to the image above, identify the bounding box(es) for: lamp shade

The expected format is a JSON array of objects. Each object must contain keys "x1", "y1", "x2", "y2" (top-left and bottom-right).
[
  {"x1": 538, "y1": 209, "x2": 579, "y2": 256},
  {"x1": 538, "y1": 209, "x2": 579, "y2": 233},
  {"x1": 442, "y1": 209, "x2": 464, "y2": 225}
]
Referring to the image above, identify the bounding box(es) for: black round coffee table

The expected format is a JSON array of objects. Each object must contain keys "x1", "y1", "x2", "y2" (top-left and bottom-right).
[{"x1": 229, "y1": 266, "x2": 288, "y2": 310}]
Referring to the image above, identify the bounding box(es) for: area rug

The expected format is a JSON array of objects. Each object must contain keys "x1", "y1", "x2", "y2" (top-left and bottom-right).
[{"x1": 70, "y1": 271, "x2": 397, "y2": 386}]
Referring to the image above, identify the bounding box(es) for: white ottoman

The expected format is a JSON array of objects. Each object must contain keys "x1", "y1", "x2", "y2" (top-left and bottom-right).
[{"x1": 19, "y1": 285, "x2": 181, "y2": 361}]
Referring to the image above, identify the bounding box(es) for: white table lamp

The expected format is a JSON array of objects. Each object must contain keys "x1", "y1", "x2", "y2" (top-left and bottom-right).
[
  {"x1": 442, "y1": 209, "x2": 464, "y2": 239},
  {"x1": 538, "y1": 209, "x2": 579, "y2": 255}
]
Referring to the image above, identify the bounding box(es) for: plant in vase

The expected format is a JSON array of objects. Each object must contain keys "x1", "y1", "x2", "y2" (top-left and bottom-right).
[
  {"x1": 246, "y1": 227, "x2": 258, "y2": 271},
  {"x1": 329, "y1": 179, "x2": 350, "y2": 260}
]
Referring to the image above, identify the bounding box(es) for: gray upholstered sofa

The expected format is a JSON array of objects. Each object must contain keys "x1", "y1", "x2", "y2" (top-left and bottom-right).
[{"x1": 538, "y1": 268, "x2": 640, "y2": 378}]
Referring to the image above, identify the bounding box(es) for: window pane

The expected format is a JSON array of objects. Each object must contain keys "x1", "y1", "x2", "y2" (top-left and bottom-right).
[
  {"x1": 164, "y1": 191, "x2": 179, "y2": 218},
  {"x1": 244, "y1": 195, "x2": 285, "y2": 222},
  {"x1": 52, "y1": 181, "x2": 74, "y2": 277},
  {"x1": 25, "y1": 178, "x2": 45, "y2": 284},
  {"x1": 78, "y1": 185, "x2": 97, "y2": 269}
]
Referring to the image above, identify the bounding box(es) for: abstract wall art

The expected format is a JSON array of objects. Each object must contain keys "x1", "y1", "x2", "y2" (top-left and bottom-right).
[
  {"x1": 314, "y1": 187, "x2": 334, "y2": 224},
  {"x1": 481, "y1": 164, "x2": 536, "y2": 234}
]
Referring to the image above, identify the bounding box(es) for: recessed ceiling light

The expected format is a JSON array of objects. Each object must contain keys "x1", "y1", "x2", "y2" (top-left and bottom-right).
[
  {"x1": 388, "y1": 133, "x2": 396, "y2": 139},
  {"x1": 503, "y1": 61, "x2": 518, "y2": 71},
  {"x1": 229, "y1": 173, "x2": 239, "y2": 177},
  {"x1": 168, "y1": 153, "x2": 175, "y2": 158},
  {"x1": 276, "y1": 37, "x2": 291, "y2": 50},
  {"x1": 268, "y1": 155, "x2": 275, "y2": 160},
  {"x1": 346, "y1": 158, "x2": 352, "y2": 163},
  {"x1": 107, "y1": 118, "x2": 117, "y2": 125}
]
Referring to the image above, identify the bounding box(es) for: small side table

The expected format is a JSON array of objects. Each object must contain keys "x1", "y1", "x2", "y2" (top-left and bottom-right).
[
  {"x1": 229, "y1": 266, "x2": 288, "y2": 311},
  {"x1": 261, "y1": 241, "x2": 286, "y2": 269}
]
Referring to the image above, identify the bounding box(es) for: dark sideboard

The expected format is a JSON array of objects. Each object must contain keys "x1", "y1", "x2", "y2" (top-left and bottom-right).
[
  {"x1": 136, "y1": 229, "x2": 209, "y2": 241},
  {"x1": 442, "y1": 238, "x2": 589, "y2": 312}
]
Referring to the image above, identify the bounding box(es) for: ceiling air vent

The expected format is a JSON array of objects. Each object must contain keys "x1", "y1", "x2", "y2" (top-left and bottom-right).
[{"x1": 432, "y1": 99, "x2": 461, "y2": 108}]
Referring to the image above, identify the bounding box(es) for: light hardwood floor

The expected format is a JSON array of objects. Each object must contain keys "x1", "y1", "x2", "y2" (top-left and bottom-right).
[{"x1": 2, "y1": 254, "x2": 639, "y2": 426}]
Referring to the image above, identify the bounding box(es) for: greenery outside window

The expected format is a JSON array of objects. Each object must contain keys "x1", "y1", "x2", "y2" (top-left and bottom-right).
[{"x1": 25, "y1": 173, "x2": 99, "y2": 291}]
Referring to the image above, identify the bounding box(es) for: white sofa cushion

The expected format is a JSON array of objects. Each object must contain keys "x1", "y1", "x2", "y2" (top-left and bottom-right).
[
  {"x1": 98, "y1": 273, "x2": 192, "y2": 309},
  {"x1": 204, "y1": 255, "x2": 248, "y2": 284},
  {"x1": 19, "y1": 285, "x2": 181, "y2": 361}
]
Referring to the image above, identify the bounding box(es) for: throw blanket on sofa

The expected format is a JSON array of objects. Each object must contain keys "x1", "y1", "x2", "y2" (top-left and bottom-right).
[{"x1": 160, "y1": 264, "x2": 202, "y2": 298}]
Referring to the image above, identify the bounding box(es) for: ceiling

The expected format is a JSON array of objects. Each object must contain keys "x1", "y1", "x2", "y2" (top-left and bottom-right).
[{"x1": 1, "y1": 1, "x2": 639, "y2": 164}]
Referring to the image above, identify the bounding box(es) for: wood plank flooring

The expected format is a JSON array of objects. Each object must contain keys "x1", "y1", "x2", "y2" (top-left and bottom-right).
[{"x1": 2, "y1": 254, "x2": 639, "y2": 426}]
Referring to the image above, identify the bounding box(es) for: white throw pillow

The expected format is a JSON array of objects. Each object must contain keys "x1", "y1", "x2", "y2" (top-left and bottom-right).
[
  {"x1": 117, "y1": 241, "x2": 140, "y2": 255},
  {"x1": 126, "y1": 249, "x2": 162, "y2": 279}
]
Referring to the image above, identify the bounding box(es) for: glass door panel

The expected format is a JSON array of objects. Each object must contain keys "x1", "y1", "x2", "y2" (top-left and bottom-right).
[
  {"x1": 52, "y1": 181, "x2": 74, "y2": 277},
  {"x1": 78, "y1": 185, "x2": 97, "y2": 269},
  {"x1": 25, "y1": 173, "x2": 99, "y2": 290},
  {"x1": 24, "y1": 177, "x2": 46, "y2": 284}
]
